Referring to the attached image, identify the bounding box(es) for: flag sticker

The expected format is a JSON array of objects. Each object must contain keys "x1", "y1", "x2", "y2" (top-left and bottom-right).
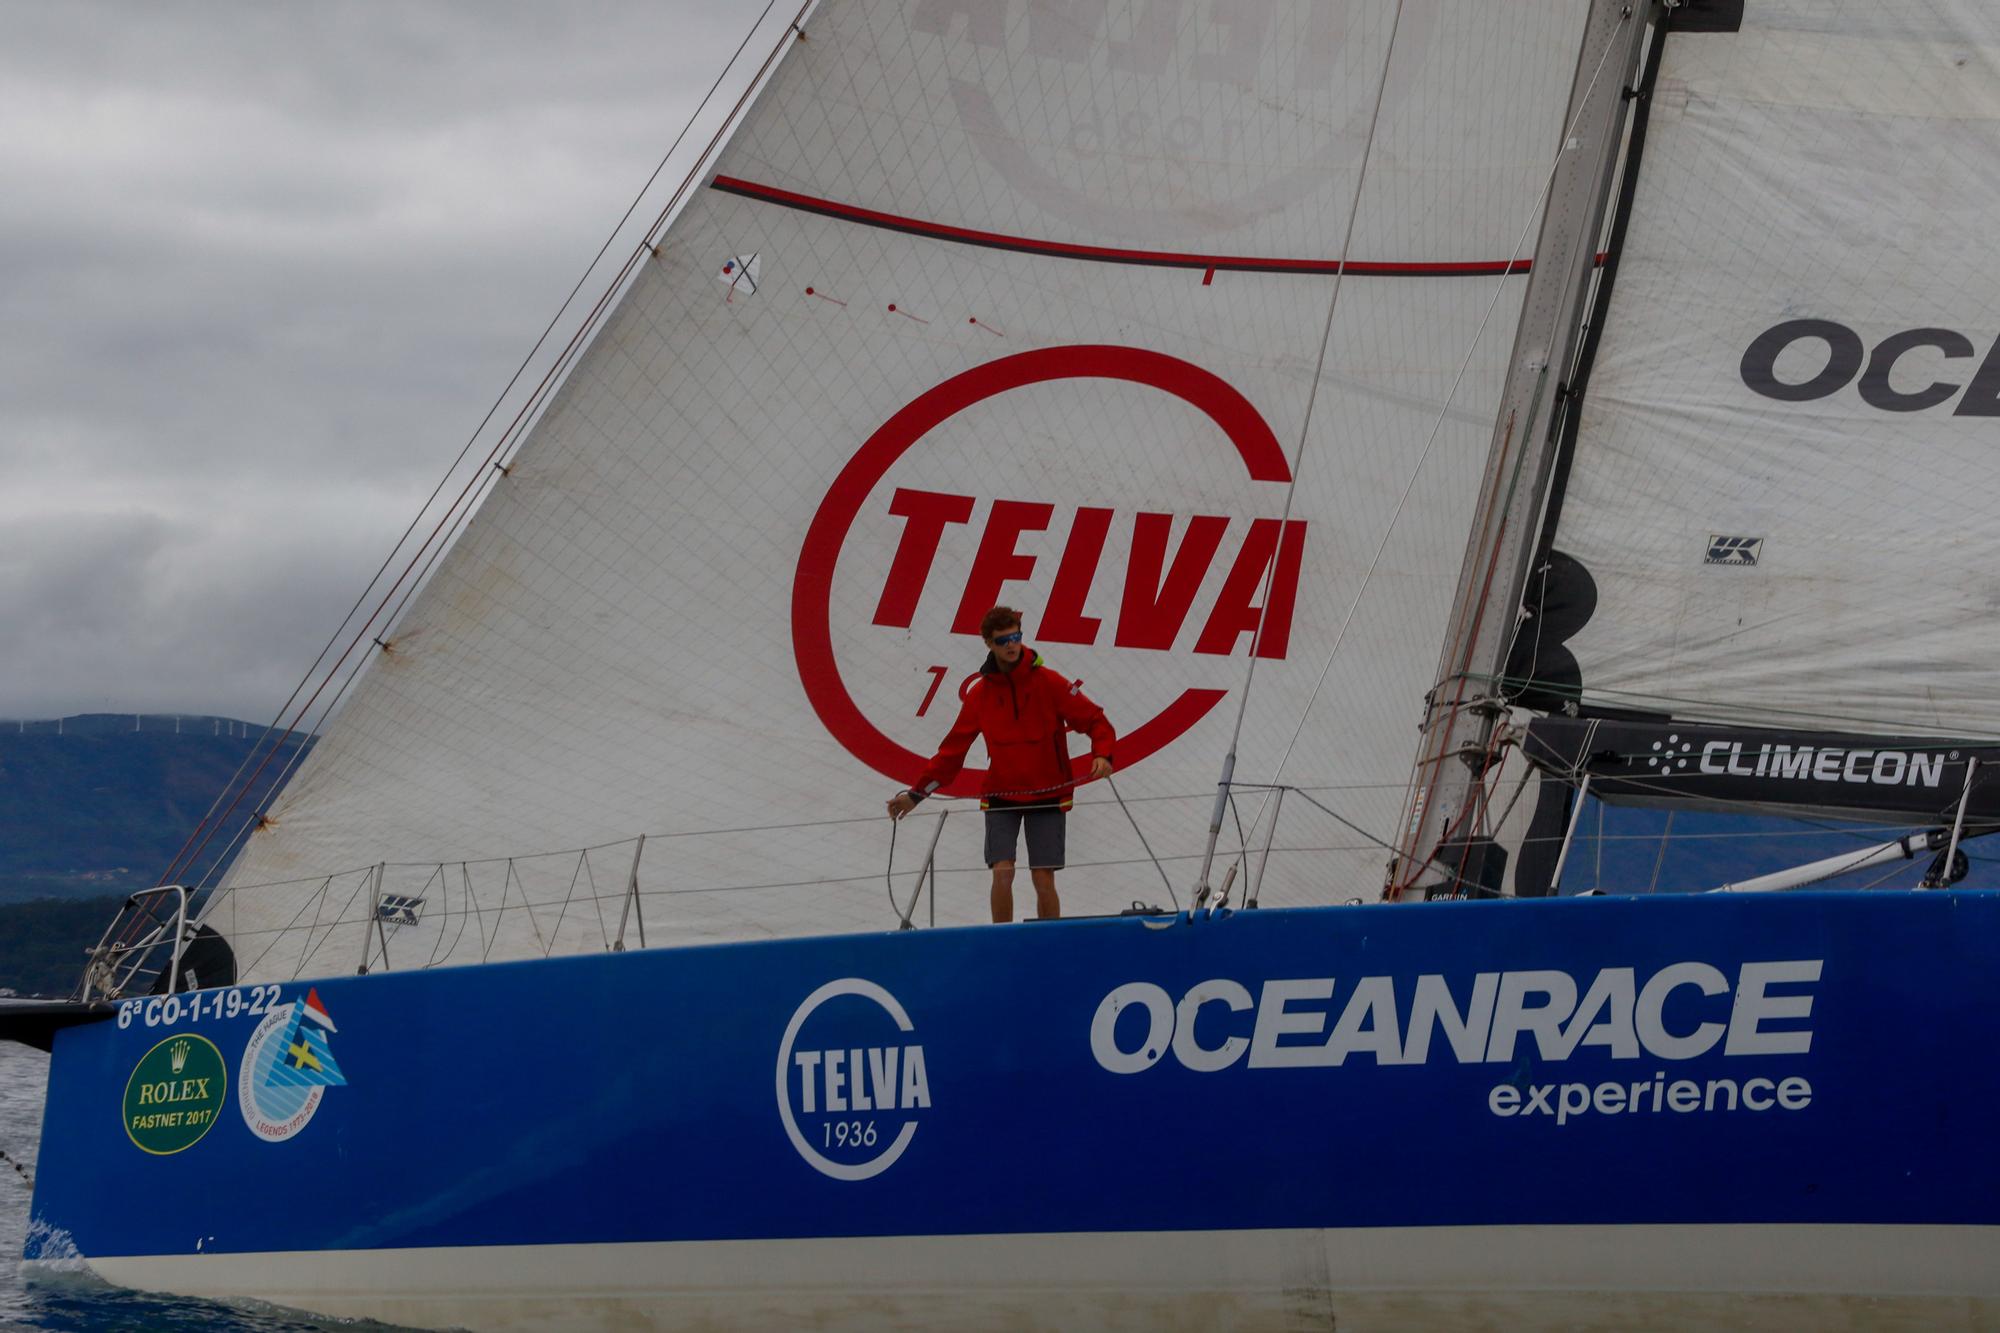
[
  {"x1": 301, "y1": 987, "x2": 337, "y2": 1031},
  {"x1": 239, "y1": 988, "x2": 349, "y2": 1142},
  {"x1": 717, "y1": 252, "x2": 761, "y2": 301}
]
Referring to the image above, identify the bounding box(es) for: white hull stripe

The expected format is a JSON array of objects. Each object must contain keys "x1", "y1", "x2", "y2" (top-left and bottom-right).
[{"x1": 39, "y1": 1223, "x2": 2000, "y2": 1332}]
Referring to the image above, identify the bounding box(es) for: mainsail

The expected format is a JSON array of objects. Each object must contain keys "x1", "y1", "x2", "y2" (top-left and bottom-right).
[{"x1": 203, "y1": 1, "x2": 1598, "y2": 978}]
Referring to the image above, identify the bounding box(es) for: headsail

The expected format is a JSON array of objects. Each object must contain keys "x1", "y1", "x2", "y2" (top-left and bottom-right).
[
  {"x1": 205, "y1": 1, "x2": 1596, "y2": 977},
  {"x1": 1527, "y1": 1, "x2": 2000, "y2": 739}
]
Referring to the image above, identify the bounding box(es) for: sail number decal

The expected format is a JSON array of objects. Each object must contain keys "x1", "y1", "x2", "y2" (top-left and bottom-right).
[{"x1": 117, "y1": 983, "x2": 285, "y2": 1030}]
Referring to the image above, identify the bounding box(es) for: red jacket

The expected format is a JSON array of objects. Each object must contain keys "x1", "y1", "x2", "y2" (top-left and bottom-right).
[{"x1": 912, "y1": 648, "x2": 1115, "y2": 809}]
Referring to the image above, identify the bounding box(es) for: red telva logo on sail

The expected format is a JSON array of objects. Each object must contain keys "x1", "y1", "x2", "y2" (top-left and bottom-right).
[{"x1": 792, "y1": 345, "x2": 1305, "y2": 793}]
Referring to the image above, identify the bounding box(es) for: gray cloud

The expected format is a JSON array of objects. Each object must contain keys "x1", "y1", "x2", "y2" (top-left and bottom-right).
[{"x1": 0, "y1": 0, "x2": 773, "y2": 719}]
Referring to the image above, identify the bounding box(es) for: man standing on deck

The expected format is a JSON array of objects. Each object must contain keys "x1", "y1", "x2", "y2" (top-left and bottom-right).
[{"x1": 887, "y1": 606, "x2": 1115, "y2": 922}]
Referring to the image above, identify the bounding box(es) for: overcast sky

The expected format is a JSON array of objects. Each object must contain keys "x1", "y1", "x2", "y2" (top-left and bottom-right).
[{"x1": 0, "y1": 1, "x2": 779, "y2": 722}]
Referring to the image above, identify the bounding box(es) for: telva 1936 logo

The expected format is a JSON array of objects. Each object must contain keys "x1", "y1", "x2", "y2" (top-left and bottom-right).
[
  {"x1": 776, "y1": 978, "x2": 932, "y2": 1181},
  {"x1": 124, "y1": 1033, "x2": 226, "y2": 1155}
]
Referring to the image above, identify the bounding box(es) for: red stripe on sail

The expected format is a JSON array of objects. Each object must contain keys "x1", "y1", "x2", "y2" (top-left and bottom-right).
[{"x1": 712, "y1": 176, "x2": 1601, "y2": 278}]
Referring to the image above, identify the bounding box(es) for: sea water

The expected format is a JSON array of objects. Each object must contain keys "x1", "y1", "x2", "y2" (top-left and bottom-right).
[{"x1": 0, "y1": 1042, "x2": 405, "y2": 1332}]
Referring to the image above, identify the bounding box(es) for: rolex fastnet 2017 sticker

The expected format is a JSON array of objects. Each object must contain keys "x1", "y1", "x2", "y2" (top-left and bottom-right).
[{"x1": 124, "y1": 1033, "x2": 226, "y2": 1155}]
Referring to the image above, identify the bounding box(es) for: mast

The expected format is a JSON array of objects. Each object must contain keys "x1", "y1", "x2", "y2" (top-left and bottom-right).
[{"x1": 1389, "y1": 0, "x2": 1656, "y2": 899}]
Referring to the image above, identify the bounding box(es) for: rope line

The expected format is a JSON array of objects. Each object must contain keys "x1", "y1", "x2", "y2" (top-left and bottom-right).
[
  {"x1": 1393, "y1": 15, "x2": 1641, "y2": 897},
  {"x1": 1197, "y1": 0, "x2": 1407, "y2": 897},
  {"x1": 1107, "y1": 775, "x2": 1180, "y2": 911},
  {"x1": 181, "y1": 810, "x2": 1976, "y2": 983},
  {"x1": 1280, "y1": 14, "x2": 1635, "y2": 899}
]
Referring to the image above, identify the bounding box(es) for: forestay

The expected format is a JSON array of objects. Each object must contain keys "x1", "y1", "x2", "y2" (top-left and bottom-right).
[
  {"x1": 207, "y1": 1, "x2": 1591, "y2": 978},
  {"x1": 1541, "y1": 1, "x2": 2000, "y2": 739}
]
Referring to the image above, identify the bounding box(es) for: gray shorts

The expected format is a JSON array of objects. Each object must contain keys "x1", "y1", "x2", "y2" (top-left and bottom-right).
[{"x1": 984, "y1": 804, "x2": 1066, "y2": 869}]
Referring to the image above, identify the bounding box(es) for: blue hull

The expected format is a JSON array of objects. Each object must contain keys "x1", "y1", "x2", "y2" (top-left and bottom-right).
[{"x1": 24, "y1": 892, "x2": 2000, "y2": 1324}]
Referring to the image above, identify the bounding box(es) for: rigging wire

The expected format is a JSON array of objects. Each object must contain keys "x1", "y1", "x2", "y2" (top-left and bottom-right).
[
  {"x1": 882, "y1": 774, "x2": 1183, "y2": 921},
  {"x1": 170, "y1": 0, "x2": 815, "y2": 904},
  {"x1": 1107, "y1": 775, "x2": 1180, "y2": 911},
  {"x1": 161, "y1": 1, "x2": 788, "y2": 890},
  {"x1": 1229, "y1": 11, "x2": 1639, "y2": 889},
  {"x1": 205, "y1": 790, "x2": 1951, "y2": 909},
  {"x1": 202, "y1": 797, "x2": 1980, "y2": 988},
  {"x1": 1399, "y1": 13, "x2": 1653, "y2": 897},
  {"x1": 1194, "y1": 0, "x2": 1408, "y2": 901},
  {"x1": 1464, "y1": 669, "x2": 2000, "y2": 744},
  {"x1": 1645, "y1": 810, "x2": 1675, "y2": 893}
]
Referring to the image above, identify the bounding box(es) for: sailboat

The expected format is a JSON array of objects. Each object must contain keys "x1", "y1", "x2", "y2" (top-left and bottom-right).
[{"x1": 14, "y1": 0, "x2": 2000, "y2": 1326}]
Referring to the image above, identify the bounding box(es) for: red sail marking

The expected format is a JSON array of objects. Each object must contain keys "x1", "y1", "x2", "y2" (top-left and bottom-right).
[
  {"x1": 716, "y1": 176, "x2": 1606, "y2": 278},
  {"x1": 1117, "y1": 514, "x2": 1230, "y2": 650},
  {"x1": 1041, "y1": 508, "x2": 1113, "y2": 645},
  {"x1": 793, "y1": 346, "x2": 1281, "y2": 793},
  {"x1": 878, "y1": 494, "x2": 1306, "y2": 660}
]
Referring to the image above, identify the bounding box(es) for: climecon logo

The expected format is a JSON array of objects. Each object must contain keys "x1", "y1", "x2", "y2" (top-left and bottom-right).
[{"x1": 791, "y1": 346, "x2": 1307, "y2": 791}]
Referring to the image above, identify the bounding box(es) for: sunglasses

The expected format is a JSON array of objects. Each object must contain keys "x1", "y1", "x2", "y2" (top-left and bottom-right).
[{"x1": 990, "y1": 631, "x2": 1024, "y2": 645}]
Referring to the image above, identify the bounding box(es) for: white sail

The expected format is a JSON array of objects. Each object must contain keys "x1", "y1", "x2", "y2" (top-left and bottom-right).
[
  {"x1": 207, "y1": 0, "x2": 1593, "y2": 977},
  {"x1": 1544, "y1": 1, "x2": 2000, "y2": 738}
]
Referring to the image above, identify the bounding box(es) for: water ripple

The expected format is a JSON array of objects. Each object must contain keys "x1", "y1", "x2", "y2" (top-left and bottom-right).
[{"x1": 0, "y1": 1044, "x2": 413, "y2": 1332}]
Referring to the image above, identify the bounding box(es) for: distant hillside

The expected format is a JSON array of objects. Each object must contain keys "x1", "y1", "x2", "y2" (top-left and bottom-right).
[
  {"x1": 0, "y1": 895, "x2": 127, "y2": 996},
  {"x1": 0, "y1": 714, "x2": 310, "y2": 903}
]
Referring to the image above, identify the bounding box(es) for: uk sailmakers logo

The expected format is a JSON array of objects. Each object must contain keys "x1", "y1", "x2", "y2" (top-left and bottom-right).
[
  {"x1": 239, "y1": 988, "x2": 348, "y2": 1142},
  {"x1": 776, "y1": 979, "x2": 932, "y2": 1180},
  {"x1": 1705, "y1": 535, "x2": 1762, "y2": 566}
]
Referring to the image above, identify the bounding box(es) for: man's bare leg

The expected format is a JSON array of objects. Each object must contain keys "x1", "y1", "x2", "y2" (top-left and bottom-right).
[
  {"x1": 990, "y1": 861, "x2": 1016, "y2": 923},
  {"x1": 1030, "y1": 868, "x2": 1060, "y2": 920}
]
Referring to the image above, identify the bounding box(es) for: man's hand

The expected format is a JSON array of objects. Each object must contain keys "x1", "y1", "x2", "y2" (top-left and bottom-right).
[
  {"x1": 887, "y1": 791, "x2": 919, "y2": 819},
  {"x1": 1089, "y1": 757, "x2": 1113, "y2": 783}
]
